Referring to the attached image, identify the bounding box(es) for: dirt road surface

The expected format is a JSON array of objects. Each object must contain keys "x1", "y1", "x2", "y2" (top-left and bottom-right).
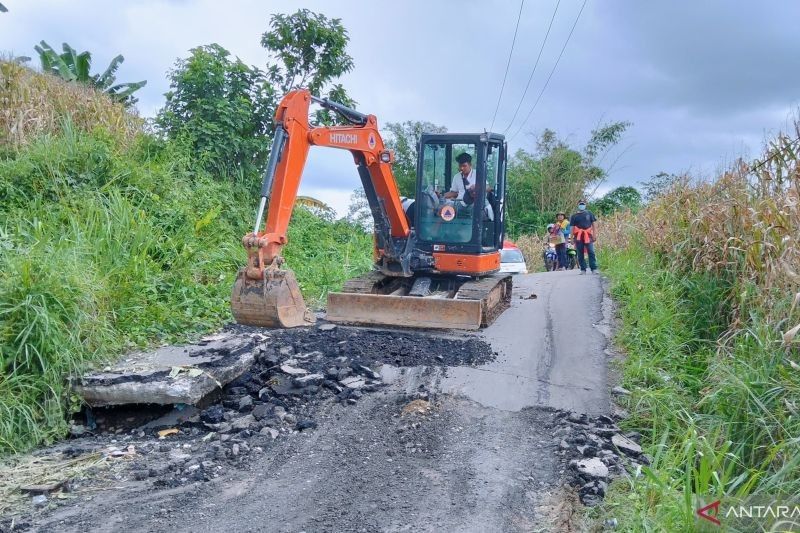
[{"x1": 21, "y1": 270, "x2": 612, "y2": 533}]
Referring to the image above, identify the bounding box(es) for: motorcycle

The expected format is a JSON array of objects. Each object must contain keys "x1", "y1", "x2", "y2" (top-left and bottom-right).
[
  {"x1": 566, "y1": 241, "x2": 577, "y2": 270},
  {"x1": 543, "y1": 243, "x2": 558, "y2": 272}
]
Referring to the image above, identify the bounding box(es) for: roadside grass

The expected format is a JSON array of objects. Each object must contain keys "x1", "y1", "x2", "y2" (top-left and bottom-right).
[
  {"x1": 593, "y1": 244, "x2": 800, "y2": 531},
  {"x1": 0, "y1": 126, "x2": 372, "y2": 454}
]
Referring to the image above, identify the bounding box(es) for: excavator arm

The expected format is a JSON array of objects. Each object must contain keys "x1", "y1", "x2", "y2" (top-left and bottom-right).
[
  {"x1": 244, "y1": 89, "x2": 410, "y2": 277},
  {"x1": 231, "y1": 89, "x2": 412, "y2": 328}
]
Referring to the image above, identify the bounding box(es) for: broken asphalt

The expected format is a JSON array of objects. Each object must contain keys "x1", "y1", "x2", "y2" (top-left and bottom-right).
[{"x1": 2, "y1": 270, "x2": 635, "y2": 532}]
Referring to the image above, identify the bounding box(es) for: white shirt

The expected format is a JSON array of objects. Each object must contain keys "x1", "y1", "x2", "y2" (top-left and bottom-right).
[{"x1": 449, "y1": 168, "x2": 476, "y2": 200}]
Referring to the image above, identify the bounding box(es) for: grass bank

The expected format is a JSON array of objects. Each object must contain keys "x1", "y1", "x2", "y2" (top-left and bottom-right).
[
  {"x1": 593, "y1": 129, "x2": 800, "y2": 530},
  {"x1": 0, "y1": 125, "x2": 371, "y2": 454},
  {"x1": 0, "y1": 62, "x2": 372, "y2": 453}
]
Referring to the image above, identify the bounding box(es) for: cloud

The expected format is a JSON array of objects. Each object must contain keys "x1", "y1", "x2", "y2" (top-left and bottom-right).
[{"x1": 2, "y1": 0, "x2": 797, "y2": 206}]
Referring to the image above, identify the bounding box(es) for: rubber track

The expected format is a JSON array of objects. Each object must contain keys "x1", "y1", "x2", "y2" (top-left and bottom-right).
[{"x1": 456, "y1": 274, "x2": 512, "y2": 327}]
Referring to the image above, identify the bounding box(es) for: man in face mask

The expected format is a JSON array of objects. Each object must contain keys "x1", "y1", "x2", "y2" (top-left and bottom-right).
[{"x1": 569, "y1": 199, "x2": 598, "y2": 274}]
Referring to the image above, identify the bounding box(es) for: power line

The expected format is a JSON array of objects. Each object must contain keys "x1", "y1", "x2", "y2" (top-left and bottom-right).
[
  {"x1": 508, "y1": 0, "x2": 589, "y2": 142},
  {"x1": 501, "y1": 0, "x2": 561, "y2": 134},
  {"x1": 489, "y1": 0, "x2": 525, "y2": 132}
]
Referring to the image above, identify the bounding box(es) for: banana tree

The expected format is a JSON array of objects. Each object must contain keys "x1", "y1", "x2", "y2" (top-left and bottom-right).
[{"x1": 35, "y1": 41, "x2": 146, "y2": 107}]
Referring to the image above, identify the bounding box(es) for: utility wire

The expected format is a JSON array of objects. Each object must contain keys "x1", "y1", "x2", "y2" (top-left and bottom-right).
[
  {"x1": 501, "y1": 0, "x2": 561, "y2": 134},
  {"x1": 508, "y1": 0, "x2": 589, "y2": 142},
  {"x1": 489, "y1": 0, "x2": 525, "y2": 132}
]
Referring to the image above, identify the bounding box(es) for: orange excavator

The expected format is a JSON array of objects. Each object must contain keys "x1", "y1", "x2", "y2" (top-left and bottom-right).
[{"x1": 231, "y1": 89, "x2": 512, "y2": 330}]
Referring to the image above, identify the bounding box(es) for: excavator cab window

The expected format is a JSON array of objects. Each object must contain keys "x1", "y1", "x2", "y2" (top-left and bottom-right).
[
  {"x1": 417, "y1": 142, "x2": 478, "y2": 244},
  {"x1": 415, "y1": 133, "x2": 506, "y2": 254}
]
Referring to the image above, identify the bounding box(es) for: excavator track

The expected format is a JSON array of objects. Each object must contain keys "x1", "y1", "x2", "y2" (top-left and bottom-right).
[
  {"x1": 455, "y1": 273, "x2": 513, "y2": 327},
  {"x1": 326, "y1": 272, "x2": 512, "y2": 330}
]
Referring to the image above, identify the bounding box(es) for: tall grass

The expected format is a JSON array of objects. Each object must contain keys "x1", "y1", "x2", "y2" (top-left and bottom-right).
[
  {"x1": 595, "y1": 124, "x2": 800, "y2": 530},
  {"x1": 0, "y1": 123, "x2": 372, "y2": 454},
  {"x1": 0, "y1": 60, "x2": 141, "y2": 150}
]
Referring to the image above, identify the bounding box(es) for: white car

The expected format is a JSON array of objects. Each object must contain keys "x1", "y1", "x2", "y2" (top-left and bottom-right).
[{"x1": 500, "y1": 245, "x2": 528, "y2": 275}]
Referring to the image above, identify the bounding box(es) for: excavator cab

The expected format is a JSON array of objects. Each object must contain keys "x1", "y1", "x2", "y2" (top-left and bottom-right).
[{"x1": 414, "y1": 133, "x2": 506, "y2": 255}]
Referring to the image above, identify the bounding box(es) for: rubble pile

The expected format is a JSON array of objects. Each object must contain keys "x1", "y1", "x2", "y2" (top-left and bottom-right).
[
  {"x1": 50, "y1": 325, "x2": 497, "y2": 492},
  {"x1": 553, "y1": 411, "x2": 651, "y2": 506}
]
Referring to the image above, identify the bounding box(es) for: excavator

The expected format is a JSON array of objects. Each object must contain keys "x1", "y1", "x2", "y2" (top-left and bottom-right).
[{"x1": 231, "y1": 89, "x2": 512, "y2": 330}]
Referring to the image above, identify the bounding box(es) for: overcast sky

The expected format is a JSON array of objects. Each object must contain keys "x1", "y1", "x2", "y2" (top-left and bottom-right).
[{"x1": 3, "y1": 0, "x2": 798, "y2": 215}]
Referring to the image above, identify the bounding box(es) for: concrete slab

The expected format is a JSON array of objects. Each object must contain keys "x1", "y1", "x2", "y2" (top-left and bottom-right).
[{"x1": 74, "y1": 331, "x2": 260, "y2": 407}]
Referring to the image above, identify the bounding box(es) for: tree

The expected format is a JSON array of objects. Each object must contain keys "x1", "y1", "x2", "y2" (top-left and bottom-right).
[
  {"x1": 640, "y1": 171, "x2": 681, "y2": 202},
  {"x1": 34, "y1": 41, "x2": 146, "y2": 106},
  {"x1": 383, "y1": 120, "x2": 448, "y2": 197},
  {"x1": 156, "y1": 44, "x2": 276, "y2": 179},
  {"x1": 346, "y1": 187, "x2": 372, "y2": 230},
  {"x1": 593, "y1": 186, "x2": 642, "y2": 215},
  {"x1": 505, "y1": 122, "x2": 630, "y2": 236},
  {"x1": 261, "y1": 9, "x2": 355, "y2": 124}
]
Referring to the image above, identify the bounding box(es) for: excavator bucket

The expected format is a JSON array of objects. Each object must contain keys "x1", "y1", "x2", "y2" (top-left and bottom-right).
[{"x1": 230, "y1": 268, "x2": 315, "y2": 328}]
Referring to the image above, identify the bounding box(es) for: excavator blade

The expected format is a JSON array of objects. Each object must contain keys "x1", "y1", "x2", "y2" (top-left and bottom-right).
[
  {"x1": 230, "y1": 268, "x2": 315, "y2": 328},
  {"x1": 326, "y1": 273, "x2": 512, "y2": 330},
  {"x1": 326, "y1": 293, "x2": 484, "y2": 330}
]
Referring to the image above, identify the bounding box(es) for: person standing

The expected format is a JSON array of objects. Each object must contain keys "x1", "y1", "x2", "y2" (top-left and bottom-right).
[
  {"x1": 570, "y1": 199, "x2": 598, "y2": 274},
  {"x1": 548, "y1": 219, "x2": 567, "y2": 270}
]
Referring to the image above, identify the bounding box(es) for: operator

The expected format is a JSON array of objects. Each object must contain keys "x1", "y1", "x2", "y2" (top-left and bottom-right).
[{"x1": 444, "y1": 152, "x2": 476, "y2": 204}]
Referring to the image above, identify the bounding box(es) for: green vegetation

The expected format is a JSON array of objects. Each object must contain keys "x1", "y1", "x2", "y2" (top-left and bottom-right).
[
  {"x1": 157, "y1": 43, "x2": 276, "y2": 178},
  {"x1": 34, "y1": 41, "x2": 146, "y2": 107},
  {"x1": 0, "y1": 8, "x2": 371, "y2": 454},
  {"x1": 383, "y1": 120, "x2": 448, "y2": 197},
  {"x1": 594, "y1": 131, "x2": 800, "y2": 530},
  {"x1": 261, "y1": 8, "x2": 355, "y2": 125},
  {"x1": 506, "y1": 122, "x2": 629, "y2": 236},
  {"x1": 0, "y1": 118, "x2": 370, "y2": 454},
  {"x1": 592, "y1": 185, "x2": 642, "y2": 216}
]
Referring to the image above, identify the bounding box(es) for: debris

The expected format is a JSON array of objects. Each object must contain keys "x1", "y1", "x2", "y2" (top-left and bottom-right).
[
  {"x1": 238, "y1": 396, "x2": 254, "y2": 412},
  {"x1": 107, "y1": 445, "x2": 136, "y2": 457},
  {"x1": 260, "y1": 427, "x2": 279, "y2": 439},
  {"x1": 157, "y1": 428, "x2": 179, "y2": 439},
  {"x1": 611, "y1": 434, "x2": 642, "y2": 456},
  {"x1": 572, "y1": 458, "x2": 608, "y2": 479},
  {"x1": 68, "y1": 424, "x2": 88, "y2": 438},
  {"x1": 231, "y1": 415, "x2": 257, "y2": 431},
  {"x1": 19, "y1": 481, "x2": 68, "y2": 495},
  {"x1": 278, "y1": 346, "x2": 294, "y2": 356},
  {"x1": 401, "y1": 399, "x2": 431, "y2": 416},
  {"x1": 611, "y1": 386, "x2": 630, "y2": 396},
  {"x1": 296, "y1": 419, "x2": 317, "y2": 431},
  {"x1": 318, "y1": 323, "x2": 337, "y2": 331},
  {"x1": 356, "y1": 364, "x2": 381, "y2": 380},
  {"x1": 200, "y1": 404, "x2": 225, "y2": 424},
  {"x1": 567, "y1": 412, "x2": 588, "y2": 424},
  {"x1": 340, "y1": 376, "x2": 366, "y2": 389},
  {"x1": 293, "y1": 373, "x2": 324, "y2": 386},
  {"x1": 31, "y1": 495, "x2": 47, "y2": 508},
  {"x1": 251, "y1": 404, "x2": 270, "y2": 421},
  {"x1": 280, "y1": 364, "x2": 309, "y2": 376}
]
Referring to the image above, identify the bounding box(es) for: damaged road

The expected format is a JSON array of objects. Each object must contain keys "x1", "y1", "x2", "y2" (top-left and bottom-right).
[{"x1": 3, "y1": 271, "x2": 620, "y2": 532}]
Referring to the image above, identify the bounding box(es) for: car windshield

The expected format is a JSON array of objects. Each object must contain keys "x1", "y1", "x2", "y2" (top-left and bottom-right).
[{"x1": 501, "y1": 248, "x2": 524, "y2": 263}]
